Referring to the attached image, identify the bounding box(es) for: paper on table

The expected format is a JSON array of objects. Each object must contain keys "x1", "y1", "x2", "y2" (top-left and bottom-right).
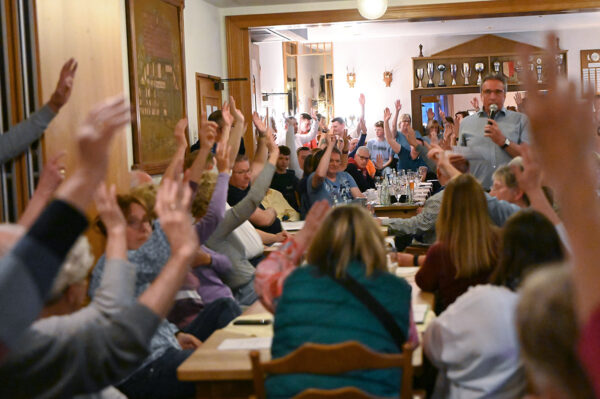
[
  {"x1": 395, "y1": 267, "x2": 419, "y2": 278},
  {"x1": 217, "y1": 337, "x2": 273, "y2": 351},
  {"x1": 413, "y1": 304, "x2": 429, "y2": 324},
  {"x1": 282, "y1": 221, "x2": 305, "y2": 231}
]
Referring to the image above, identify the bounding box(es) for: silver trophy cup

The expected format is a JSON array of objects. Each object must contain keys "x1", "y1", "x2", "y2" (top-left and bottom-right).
[
  {"x1": 493, "y1": 61, "x2": 501, "y2": 74},
  {"x1": 475, "y1": 62, "x2": 485, "y2": 86},
  {"x1": 461, "y1": 62, "x2": 472, "y2": 85},
  {"x1": 427, "y1": 62, "x2": 435, "y2": 87},
  {"x1": 437, "y1": 64, "x2": 447, "y2": 87},
  {"x1": 416, "y1": 68, "x2": 424, "y2": 89},
  {"x1": 450, "y1": 64, "x2": 457, "y2": 86},
  {"x1": 536, "y1": 65, "x2": 543, "y2": 84}
]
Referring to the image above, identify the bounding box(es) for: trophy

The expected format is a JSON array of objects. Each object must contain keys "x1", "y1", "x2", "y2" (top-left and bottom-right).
[
  {"x1": 493, "y1": 61, "x2": 501, "y2": 74},
  {"x1": 475, "y1": 62, "x2": 485, "y2": 85},
  {"x1": 555, "y1": 53, "x2": 564, "y2": 75},
  {"x1": 536, "y1": 57, "x2": 543, "y2": 84},
  {"x1": 426, "y1": 62, "x2": 435, "y2": 87},
  {"x1": 461, "y1": 62, "x2": 472, "y2": 85},
  {"x1": 437, "y1": 64, "x2": 447, "y2": 87},
  {"x1": 450, "y1": 64, "x2": 457, "y2": 86},
  {"x1": 416, "y1": 68, "x2": 424, "y2": 88}
]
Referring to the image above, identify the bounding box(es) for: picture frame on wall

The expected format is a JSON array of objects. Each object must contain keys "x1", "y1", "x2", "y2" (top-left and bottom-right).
[{"x1": 126, "y1": 0, "x2": 187, "y2": 174}]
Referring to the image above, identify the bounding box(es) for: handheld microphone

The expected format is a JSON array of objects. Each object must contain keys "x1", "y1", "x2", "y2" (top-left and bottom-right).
[{"x1": 488, "y1": 104, "x2": 498, "y2": 125}]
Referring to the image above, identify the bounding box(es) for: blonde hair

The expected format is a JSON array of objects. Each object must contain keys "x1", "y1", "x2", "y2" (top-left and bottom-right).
[
  {"x1": 436, "y1": 174, "x2": 497, "y2": 278},
  {"x1": 190, "y1": 172, "x2": 218, "y2": 219},
  {"x1": 306, "y1": 205, "x2": 387, "y2": 278},
  {"x1": 129, "y1": 183, "x2": 157, "y2": 220}
]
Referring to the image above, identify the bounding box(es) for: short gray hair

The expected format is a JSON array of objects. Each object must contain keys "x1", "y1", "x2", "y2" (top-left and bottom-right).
[
  {"x1": 356, "y1": 146, "x2": 370, "y2": 156},
  {"x1": 481, "y1": 74, "x2": 508, "y2": 93},
  {"x1": 48, "y1": 236, "x2": 95, "y2": 302}
]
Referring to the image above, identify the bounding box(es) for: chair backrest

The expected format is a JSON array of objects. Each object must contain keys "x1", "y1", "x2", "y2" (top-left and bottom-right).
[{"x1": 249, "y1": 340, "x2": 414, "y2": 399}]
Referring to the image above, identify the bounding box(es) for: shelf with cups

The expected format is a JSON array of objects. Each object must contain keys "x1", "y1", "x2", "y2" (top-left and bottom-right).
[{"x1": 411, "y1": 52, "x2": 567, "y2": 91}]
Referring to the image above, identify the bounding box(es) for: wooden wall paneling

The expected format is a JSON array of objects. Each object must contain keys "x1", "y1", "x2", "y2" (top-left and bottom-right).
[
  {"x1": 226, "y1": 17, "x2": 254, "y2": 158},
  {"x1": 35, "y1": 0, "x2": 129, "y2": 259}
]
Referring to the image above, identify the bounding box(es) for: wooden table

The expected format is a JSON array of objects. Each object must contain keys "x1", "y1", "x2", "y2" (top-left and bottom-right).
[
  {"x1": 374, "y1": 204, "x2": 419, "y2": 218},
  {"x1": 178, "y1": 270, "x2": 435, "y2": 399}
]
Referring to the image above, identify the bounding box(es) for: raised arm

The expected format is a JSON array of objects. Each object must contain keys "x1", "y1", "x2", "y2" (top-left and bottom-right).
[
  {"x1": 522, "y1": 34, "x2": 600, "y2": 326},
  {"x1": 0, "y1": 59, "x2": 77, "y2": 164},
  {"x1": 312, "y1": 135, "x2": 335, "y2": 189},
  {"x1": 163, "y1": 118, "x2": 190, "y2": 181},
  {"x1": 228, "y1": 96, "x2": 245, "y2": 167},
  {"x1": 18, "y1": 152, "x2": 65, "y2": 228},
  {"x1": 255, "y1": 200, "x2": 329, "y2": 312},
  {"x1": 384, "y1": 107, "x2": 402, "y2": 154},
  {"x1": 0, "y1": 95, "x2": 129, "y2": 360},
  {"x1": 138, "y1": 176, "x2": 198, "y2": 317}
]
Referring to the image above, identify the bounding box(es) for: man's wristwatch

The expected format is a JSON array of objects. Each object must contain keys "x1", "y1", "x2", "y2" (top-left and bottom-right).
[{"x1": 501, "y1": 137, "x2": 510, "y2": 149}]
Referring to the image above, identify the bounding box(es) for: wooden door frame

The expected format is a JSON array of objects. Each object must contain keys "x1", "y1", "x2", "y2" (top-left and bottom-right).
[
  {"x1": 195, "y1": 72, "x2": 222, "y2": 127},
  {"x1": 226, "y1": 0, "x2": 600, "y2": 156}
]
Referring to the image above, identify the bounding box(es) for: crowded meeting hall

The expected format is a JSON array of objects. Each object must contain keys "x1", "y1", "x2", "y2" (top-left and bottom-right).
[{"x1": 2, "y1": 0, "x2": 600, "y2": 398}]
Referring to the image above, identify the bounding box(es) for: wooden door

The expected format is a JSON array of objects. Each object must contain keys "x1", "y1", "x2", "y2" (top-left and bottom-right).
[{"x1": 196, "y1": 73, "x2": 222, "y2": 123}]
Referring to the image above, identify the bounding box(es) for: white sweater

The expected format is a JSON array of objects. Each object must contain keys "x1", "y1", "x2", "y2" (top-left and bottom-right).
[{"x1": 424, "y1": 285, "x2": 527, "y2": 399}]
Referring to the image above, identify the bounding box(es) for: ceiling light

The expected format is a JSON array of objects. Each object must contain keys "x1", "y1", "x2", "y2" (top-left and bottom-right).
[{"x1": 357, "y1": 0, "x2": 388, "y2": 20}]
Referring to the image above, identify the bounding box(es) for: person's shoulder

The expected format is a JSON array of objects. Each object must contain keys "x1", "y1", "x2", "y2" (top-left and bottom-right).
[{"x1": 345, "y1": 163, "x2": 358, "y2": 172}]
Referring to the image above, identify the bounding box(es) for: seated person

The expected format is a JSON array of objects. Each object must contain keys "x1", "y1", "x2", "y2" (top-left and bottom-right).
[
  {"x1": 424, "y1": 210, "x2": 564, "y2": 398},
  {"x1": 386, "y1": 104, "x2": 429, "y2": 172},
  {"x1": 296, "y1": 146, "x2": 311, "y2": 170},
  {"x1": 517, "y1": 265, "x2": 595, "y2": 399},
  {"x1": 307, "y1": 136, "x2": 363, "y2": 206},
  {"x1": 345, "y1": 146, "x2": 377, "y2": 192},
  {"x1": 0, "y1": 178, "x2": 198, "y2": 398},
  {"x1": 254, "y1": 203, "x2": 417, "y2": 398},
  {"x1": 489, "y1": 162, "x2": 529, "y2": 208},
  {"x1": 415, "y1": 174, "x2": 499, "y2": 313},
  {"x1": 270, "y1": 145, "x2": 300, "y2": 211},
  {"x1": 367, "y1": 120, "x2": 394, "y2": 176},
  {"x1": 206, "y1": 146, "x2": 287, "y2": 306}
]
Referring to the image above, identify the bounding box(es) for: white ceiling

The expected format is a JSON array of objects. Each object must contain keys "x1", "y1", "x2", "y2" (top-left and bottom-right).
[
  {"x1": 268, "y1": 11, "x2": 600, "y2": 42},
  {"x1": 204, "y1": 0, "x2": 347, "y2": 7}
]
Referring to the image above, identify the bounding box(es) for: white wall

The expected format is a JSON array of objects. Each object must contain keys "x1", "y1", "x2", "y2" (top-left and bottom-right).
[
  {"x1": 297, "y1": 54, "x2": 322, "y2": 113},
  {"x1": 331, "y1": 27, "x2": 600, "y2": 138},
  {"x1": 183, "y1": 0, "x2": 223, "y2": 144}
]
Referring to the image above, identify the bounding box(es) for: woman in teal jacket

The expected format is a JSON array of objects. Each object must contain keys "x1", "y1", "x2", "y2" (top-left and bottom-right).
[{"x1": 255, "y1": 202, "x2": 416, "y2": 398}]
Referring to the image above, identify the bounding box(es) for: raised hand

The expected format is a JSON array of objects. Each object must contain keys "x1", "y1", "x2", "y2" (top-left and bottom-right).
[
  {"x1": 77, "y1": 96, "x2": 130, "y2": 175},
  {"x1": 310, "y1": 108, "x2": 318, "y2": 120},
  {"x1": 383, "y1": 107, "x2": 392, "y2": 122},
  {"x1": 470, "y1": 97, "x2": 480, "y2": 111},
  {"x1": 358, "y1": 93, "x2": 366, "y2": 106},
  {"x1": 155, "y1": 175, "x2": 198, "y2": 260},
  {"x1": 426, "y1": 108, "x2": 435, "y2": 121},
  {"x1": 215, "y1": 140, "x2": 231, "y2": 173},
  {"x1": 221, "y1": 101, "x2": 234, "y2": 127},
  {"x1": 402, "y1": 125, "x2": 419, "y2": 147},
  {"x1": 513, "y1": 92, "x2": 523, "y2": 106},
  {"x1": 94, "y1": 182, "x2": 126, "y2": 233},
  {"x1": 38, "y1": 151, "x2": 66, "y2": 194},
  {"x1": 439, "y1": 110, "x2": 446, "y2": 123},
  {"x1": 327, "y1": 134, "x2": 337, "y2": 148},
  {"x1": 173, "y1": 118, "x2": 188, "y2": 148},
  {"x1": 395, "y1": 99, "x2": 402, "y2": 112},
  {"x1": 198, "y1": 113, "x2": 217, "y2": 151},
  {"x1": 230, "y1": 96, "x2": 245, "y2": 122},
  {"x1": 252, "y1": 111, "x2": 267, "y2": 135},
  {"x1": 48, "y1": 58, "x2": 78, "y2": 113}
]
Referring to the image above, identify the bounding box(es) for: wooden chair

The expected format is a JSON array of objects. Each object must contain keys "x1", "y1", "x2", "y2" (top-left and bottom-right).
[{"x1": 250, "y1": 341, "x2": 416, "y2": 399}]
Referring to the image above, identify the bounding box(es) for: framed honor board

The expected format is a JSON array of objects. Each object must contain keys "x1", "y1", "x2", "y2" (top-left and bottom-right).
[
  {"x1": 126, "y1": 0, "x2": 187, "y2": 174},
  {"x1": 581, "y1": 49, "x2": 600, "y2": 95}
]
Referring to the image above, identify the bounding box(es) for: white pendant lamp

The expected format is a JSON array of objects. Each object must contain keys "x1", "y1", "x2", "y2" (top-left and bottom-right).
[{"x1": 357, "y1": 0, "x2": 388, "y2": 20}]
